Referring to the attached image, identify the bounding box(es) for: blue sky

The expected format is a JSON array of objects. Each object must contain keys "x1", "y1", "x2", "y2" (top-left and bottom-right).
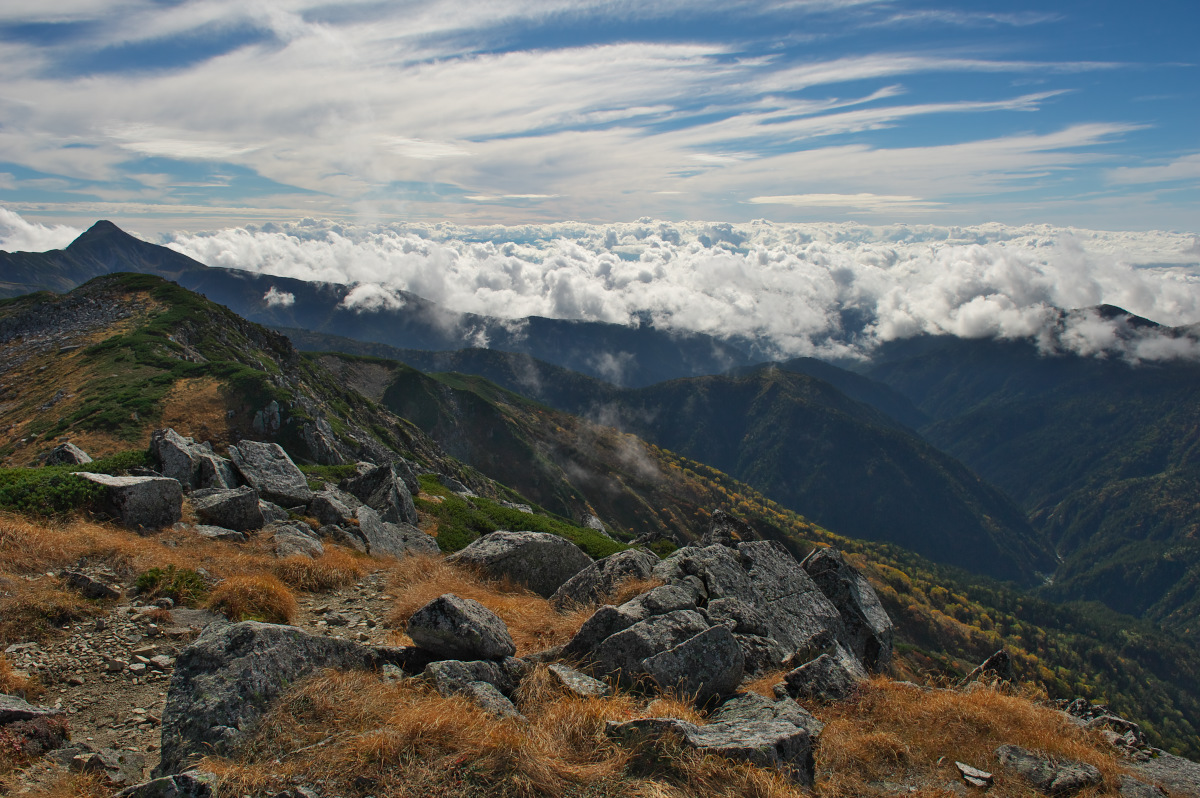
[{"x1": 0, "y1": 0, "x2": 1196, "y2": 232}]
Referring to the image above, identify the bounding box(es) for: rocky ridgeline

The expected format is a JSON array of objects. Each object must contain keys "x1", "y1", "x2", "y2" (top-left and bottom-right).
[{"x1": 3, "y1": 436, "x2": 1194, "y2": 797}]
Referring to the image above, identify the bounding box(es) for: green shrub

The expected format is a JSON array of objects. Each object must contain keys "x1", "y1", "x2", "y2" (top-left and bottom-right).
[
  {"x1": 0, "y1": 450, "x2": 152, "y2": 518},
  {"x1": 135, "y1": 565, "x2": 208, "y2": 606}
]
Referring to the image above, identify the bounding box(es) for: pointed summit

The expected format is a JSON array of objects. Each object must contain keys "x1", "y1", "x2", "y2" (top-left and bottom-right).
[{"x1": 66, "y1": 219, "x2": 136, "y2": 250}]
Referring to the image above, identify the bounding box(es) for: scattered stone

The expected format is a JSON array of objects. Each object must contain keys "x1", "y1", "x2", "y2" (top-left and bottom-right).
[
  {"x1": 995, "y1": 744, "x2": 1103, "y2": 796},
  {"x1": 710, "y1": 692, "x2": 824, "y2": 739},
  {"x1": 1117, "y1": 775, "x2": 1168, "y2": 798},
  {"x1": 114, "y1": 770, "x2": 217, "y2": 798},
  {"x1": 406, "y1": 594, "x2": 516, "y2": 660},
  {"x1": 955, "y1": 761, "x2": 994, "y2": 788},
  {"x1": 461, "y1": 681, "x2": 525, "y2": 720},
  {"x1": 547, "y1": 663, "x2": 612, "y2": 698},
  {"x1": 73, "y1": 748, "x2": 147, "y2": 786},
  {"x1": 191, "y1": 487, "x2": 264, "y2": 532},
  {"x1": 76, "y1": 473, "x2": 182, "y2": 530},
  {"x1": 550, "y1": 548, "x2": 660, "y2": 609},
  {"x1": 800, "y1": 546, "x2": 894, "y2": 672},
  {"x1": 0, "y1": 693, "x2": 65, "y2": 725},
  {"x1": 228, "y1": 441, "x2": 313, "y2": 506},
  {"x1": 190, "y1": 524, "x2": 247, "y2": 543},
  {"x1": 448, "y1": 530, "x2": 593, "y2": 598},
  {"x1": 45, "y1": 441, "x2": 91, "y2": 465},
  {"x1": 60, "y1": 568, "x2": 122, "y2": 599}
]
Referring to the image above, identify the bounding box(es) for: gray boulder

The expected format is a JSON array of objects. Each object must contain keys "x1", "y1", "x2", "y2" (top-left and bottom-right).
[
  {"x1": 711, "y1": 692, "x2": 824, "y2": 739},
  {"x1": 995, "y1": 744, "x2": 1103, "y2": 796},
  {"x1": 0, "y1": 694, "x2": 64, "y2": 724},
  {"x1": 340, "y1": 464, "x2": 418, "y2": 525},
  {"x1": 318, "y1": 524, "x2": 368, "y2": 553},
  {"x1": 76, "y1": 473, "x2": 182, "y2": 530},
  {"x1": 271, "y1": 523, "x2": 324, "y2": 558},
  {"x1": 259, "y1": 500, "x2": 289, "y2": 524},
  {"x1": 228, "y1": 441, "x2": 313, "y2": 507},
  {"x1": 550, "y1": 548, "x2": 659, "y2": 609},
  {"x1": 640, "y1": 625, "x2": 744, "y2": 705},
  {"x1": 606, "y1": 712, "x2": 817, "y2": 785},
  {"x1": 191, "y1": 486, "x2": 264, "y2": 532},
  {"x1": 460, "y1": 680, "x2": 526, "y2": 720},
  {"x1": 800, "y1": 546, "x2": 894, "y2": 672},
  {"x1": 1118, "y1": 775, "x2": 1168, "y2": 798},
  {"x1": 61, "y1": 568, "x2": 122, "y2": 599},
  {"x1": 45, "y1": 441, "x2": 91, "y2": 466},
  {"x1": 778, "y1": 649, "x2": 866, "y2": 702},
  {"x1": 302, "y1": 419, "x2": 345, "y2": 466},
  {"x1": 406, "y1": 594, "x2": 516, "y2": 660},
  {"x1": 308, "y1": 488, "x2": 357, "y2": 527},
  {"x1": 424, "y1": 658, "x2": 526, "y2": 698},
  {"x1": 355, "y1": 506, "x2": 439, "y2": 559},
  {"x1": 590, "y1": 609, "x2": 711, "y2": 687},
  {"x1": 157, "y1": 622, "x2": 388, "y2": 774},
  {"x1": 448, "y1": 530, "x2": 593, "y2": 598},
  {"x1": 150, "y1": 429, "x2": 237, "y2": 491}
]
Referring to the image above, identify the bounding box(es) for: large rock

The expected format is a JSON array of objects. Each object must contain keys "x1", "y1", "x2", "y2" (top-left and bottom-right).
[
  {"x1": 547, "y1": 663, "x2": 612, "y2": 698},
  {"x1": 800, "y1": 547, "x2": 894, "y2": 672},
  {"x1": 590, "y1": 609, "x2": 711, "y2": 687},
  {"x1": 308, "y1": 487, "x2": 358, "y2": 526},
  {"x1": 76, "y1": 473, "x2": 182, "y2": 530},
  {"x1": 0, "y1": 694, "x2": 64, "y2": 725},
  {"x1": 424, "y1": 658, "x2": 526, "y2": 698},
  {"x1": 652, "y1": 542, "x2": 850, "y2": 673},
  {"x1": 710, "y1": 692, "x2": 824, "y2": 739},
  {"x1": 778, "y1": 649, "x2": 866, "y2": 702},
  {"x1": 45, "y1": 442, "x2": 91, "y2": 466},
  {"x1": 340, "y1": 464, "x2": 418, "y2": 525},
  {"x1": 157, "y1": 622, "x2": 388, "y2": 774},
  {"x1": 191, "y1": 486, "x2": 264, "y2": 532},
  {"x1": 448, "y1": 530, "x2": 593, "y2": 598},
  {"x1": 355, "y1": 506, "x2": 440, "y2": 559},
  {"x1": 995, "y1": 744, "x2": 1103, "y2": 796},
  {"x1": 228, "y1": 441, "x2": 312, "y2": 507},
  {"x1": 551, "y1": 548, "x2": 659, "y2": 609},
  {"x1": 406, "y1": 594, "x2": 516, "y2": 660},
  {"x1": 640, "y1": 625, "x2": 744, "y2": 705},
  {"x1": 150, "y1": 429, "x2": 237, "y2": 491}
]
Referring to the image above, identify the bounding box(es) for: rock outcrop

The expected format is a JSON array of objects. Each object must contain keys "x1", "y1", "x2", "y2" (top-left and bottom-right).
[
  {"x1": 340, "y1": 463, "x2": 418, "y2": 526},
  {"x1": 800, "y1": 546, "x2": 894, "y2": 672},
  {"x1": 44, "y1": 441, "x2": 92, "y2": 466},
  {"x1": 191, "y1": 486, "x2": 264, "y2": 532},
  {"x1": 551, "y1": 548, "x2": 659, "y2": 609},
  {"x1": 228, "y1": 441, "x2": 312, "y2": 507},
  {"x1": 150, "y1": 429, "x2": 237, "y2": 491},
  {"x1": 406, "y1": 594, "x2": 517, "y2": 660},
  {"x1": 448, "y1": 530, "x2": 593, "y2": 598}
]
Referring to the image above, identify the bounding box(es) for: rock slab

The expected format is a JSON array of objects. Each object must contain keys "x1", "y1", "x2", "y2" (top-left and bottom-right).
[
  {"x1": 228, "y1": 441, "x2": 312, "y2": 506},
  {"x1": 406, "y1": 594, "x2": 516, "y2": 660},
  {"x1": 449, "y1": 530, "x2": 593, "y2": 598},
  {"x1": 76, "y1": 473, "x2": 182, "y2": 530}
]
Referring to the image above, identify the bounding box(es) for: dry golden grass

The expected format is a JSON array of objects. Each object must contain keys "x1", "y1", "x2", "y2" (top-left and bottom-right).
[
  {"x1": 159, "y1": 377, "x2": 234, "y2": 451},
  {"x1": 273, "y1": 547, "x2": 368, "y2": 592},
  {"x1": 742, "y1": 669, "x2": 788, "y2": 699},
  {"x1": 815, "y1": 677, "x2": 1126, "y2": 797},
  {"x1": 1, "y1": 771, "x2": 109, "y2": 798},
  {"x1": 605, "y1": 577, "x2": 665, "y2": 607},
  {"x1": 205, "y1": 665, "x2": 805, "y2": 798},
  {"x1": 0, "y1": 575, "x2": 102, "y2": 645},
  {"x1": 206, "y1": 573, "x2": 299, "y2": 624},
  {"x1": 386, "y1": 556, "x2": 593, "y2": 655},
  {"x1": 0, "y1": 654, "x2": 40, "y2": 699}
]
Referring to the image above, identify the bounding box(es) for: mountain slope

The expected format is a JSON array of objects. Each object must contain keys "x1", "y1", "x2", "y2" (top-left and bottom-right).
[
  {"x1": 864, "y1": 327, "x2": 1200, "y2": 635},
  {"x1": 0, "y1": 221, "x2": 752, "y2": 386}
]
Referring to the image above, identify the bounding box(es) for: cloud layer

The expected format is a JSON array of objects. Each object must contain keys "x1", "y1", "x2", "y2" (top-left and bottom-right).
[{"x1": 156, "y1": 216, "x2": 1200, "y2": 362}]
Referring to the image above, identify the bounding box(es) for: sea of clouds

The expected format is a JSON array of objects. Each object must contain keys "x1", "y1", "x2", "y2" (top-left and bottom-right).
[{"x1": 4, "y1": 208, "x2": 1199, "y2": 363}]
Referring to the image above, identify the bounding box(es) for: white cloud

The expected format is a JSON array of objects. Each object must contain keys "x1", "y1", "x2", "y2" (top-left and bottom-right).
[
  {"x1": 0, "y1": 208, "x2": 82, "y2": 251},
  {"x1": 153, "y1": 215, "x2": 1200, "y2": 364},
  {"x1": 263, "y1": 286, "x2": 295, "y2": 307},
  {"x1": 1107, "y1": 154, "x2": 1200, "y2": 185},
  {"x1": 748, "y1": 193, "x2": 942, "y2": 211}
]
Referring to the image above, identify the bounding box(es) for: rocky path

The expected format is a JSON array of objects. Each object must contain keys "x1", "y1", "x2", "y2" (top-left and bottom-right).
[{"x1": 4, "y1": 567, "x2": 398, "y2": 794}]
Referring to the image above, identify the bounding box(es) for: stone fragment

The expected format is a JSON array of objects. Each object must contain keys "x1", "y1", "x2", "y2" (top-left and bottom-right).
[
  {"x1": 76, "y1": 473, "x2": 182, "y2": 530},
  {"x1": 995, "y1": 744, "x2": 1103, "y2": 796},
  {"x1": 45, "y1": 441, "x2": 91, "y2": 465},
  {"x1": 800, "y1": 546, "x2": 894, "y2": 672},
  {"x1": 709, "y1": 692, "x2": 824, "y2": 739},
  {"x1": 448, "y1": 530, "x2": 593, "y2": 598},
  {"x1": 193, "y1": 524, "x2": 248, "y2": 545},
  {"x1": 228, "y1": 441, "x2": 312, "y2": 506},
  {"x1": 191, "y1": 486, "x2": 264, "y2": 532},
  {"x1": 550, "y1": 548, "x2": 659, "y2": 609},
  {"x1": 340, "y1": 464, "x2": 418, "y2": 525},
  {"x1": 547, "y1": 663, "x2": 612, "y2": 698},
  {"x1": 406, "y1": 594, "x2": 516, "y2": 660},
  {"x1": 0, "y1": 693, "x2": 64, "y2": 724},
  {"x1": 60, "y1": 568, "x2": 122, "y2": 599},
  {"x1": 271, "y1": 523, "x2": 324, "y2": 558},
  {"x1": 960, "y1": 649, "x2": 1015, "y2": 686},
  {"x1": 114, "y1": 770, "x2": 217, "y2": 798},
  {"x1": 74, "y1": 748, "x2": 146, "y2": 786},
  {"x1": 461, "y1": 681, "x2": 525, "y2": 720},
  {"x1": 590, "y1": 609, "x2": 711, "y2": 686},
  {"x1": 955, "y1": 761, "x2": 994, "y2": 788}
]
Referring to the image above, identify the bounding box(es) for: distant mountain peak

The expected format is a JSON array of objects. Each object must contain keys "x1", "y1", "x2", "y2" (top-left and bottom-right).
[
  {"x1": 66, "y1": 219, "x2": 136, "y2": 250},
  {"x1": 1090, "y1": 304, "x2": 1161, "y2": 329}
]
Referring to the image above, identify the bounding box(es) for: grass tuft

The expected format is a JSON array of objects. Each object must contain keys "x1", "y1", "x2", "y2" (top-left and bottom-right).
[
  {"x1": 273, "y1": 548, "x2": 368, "y2": 592},
  {"x1": 206, "y1": 573, "x2": 298, "y2": 624}
]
